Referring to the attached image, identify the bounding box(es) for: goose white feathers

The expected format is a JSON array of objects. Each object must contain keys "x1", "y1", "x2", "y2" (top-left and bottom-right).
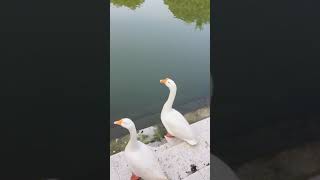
[
  {"x1": 160, "y1": 78, "x2": 198, "y2": 145},
  {"x1": 114, "y1": 118, "x2": 167, "y2": 180}
]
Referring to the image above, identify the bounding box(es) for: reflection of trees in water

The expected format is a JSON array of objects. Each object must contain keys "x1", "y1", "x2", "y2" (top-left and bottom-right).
[
  {"x1": 111, "y1": 0, "x2": 145, "y2": 10},
  {"x1": 164, "y1": 0, "x2": 210, "y2": 29},
  {"x1": 110, "y1": 0, "x2": 210, "y2": 29}
]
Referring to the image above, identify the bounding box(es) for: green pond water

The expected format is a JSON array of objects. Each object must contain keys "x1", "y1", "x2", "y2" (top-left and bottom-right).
[{"x1": 110, "y1": 0, "x2": 210, "y2": 138}]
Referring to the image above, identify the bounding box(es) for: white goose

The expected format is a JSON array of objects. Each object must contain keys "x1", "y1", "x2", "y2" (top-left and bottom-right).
[
  {"x1": 114, "y1": 118, "x2": 167, "y2": 180},
  {"x1": 160, "y1": 78, "x2": 198, "y2": 145}
]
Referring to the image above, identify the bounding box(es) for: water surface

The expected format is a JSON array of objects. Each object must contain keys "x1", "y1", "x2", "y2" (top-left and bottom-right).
[{"x1": 110, "y1": 0, "x2": 210, "y2": 138}]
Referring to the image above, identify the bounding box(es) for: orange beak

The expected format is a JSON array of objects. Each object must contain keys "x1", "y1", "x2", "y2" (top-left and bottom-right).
[
  {"x1": 160, "y1": 78, "x2": 168, "y2": 84},
  {"x1": 114, "y1": 119, "x2": 123, "y2": 126}
]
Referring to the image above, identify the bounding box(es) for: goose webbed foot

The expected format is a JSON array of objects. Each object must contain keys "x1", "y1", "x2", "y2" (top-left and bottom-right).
[
  {"x1": 131, "y1": 173, "x2": 140, "y2": 180},
  {"x1": 164, "y1": 133, "x2": 174, "y2": 138}
]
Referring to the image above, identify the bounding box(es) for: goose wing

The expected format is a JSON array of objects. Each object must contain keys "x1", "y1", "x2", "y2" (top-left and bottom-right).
[{"x1": 162, "y1": 109, "x2": 196, "y2": 142}]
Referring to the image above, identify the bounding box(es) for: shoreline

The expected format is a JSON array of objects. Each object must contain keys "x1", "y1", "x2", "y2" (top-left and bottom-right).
[
  {"x1": 110, "y1": 96, "x2": 210, "y2": 139},
  {"x1": 110, "y1": 104, "x2": 210, "y2": 155}
]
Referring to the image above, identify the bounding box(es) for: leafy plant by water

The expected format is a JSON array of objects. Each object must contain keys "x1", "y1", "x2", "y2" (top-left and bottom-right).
[{"x1": 153, "y1": 124, "x2": 167, "y2": 142}]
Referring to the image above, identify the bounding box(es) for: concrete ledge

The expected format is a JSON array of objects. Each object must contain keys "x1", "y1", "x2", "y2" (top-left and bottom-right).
[
  {"x1": 110, "y1": 105, "x2": 210, "y2": 155},
  {"x1": 110, "y1": 118, "x2": 210, "y2": 180}
]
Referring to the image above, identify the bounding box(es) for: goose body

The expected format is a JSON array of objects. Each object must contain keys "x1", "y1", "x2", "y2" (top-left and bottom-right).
[
  {"x1": 114, "y1": 118, "x2": 167, "y2": 180},
  {"x1": 160, "y1": 78, "x2": 198, "y2": 145},
  {"x1": 124, "y1": 141, "x2": 167, "y2": 180}
]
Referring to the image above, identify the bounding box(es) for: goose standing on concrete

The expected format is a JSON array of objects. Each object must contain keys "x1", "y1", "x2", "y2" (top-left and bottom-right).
[
  {"x1": 114, "y1": 118, "x2": 167, "y2": 180},
  {"x1": 160, "y1": 78, "x2": 198, "y2": 145}
]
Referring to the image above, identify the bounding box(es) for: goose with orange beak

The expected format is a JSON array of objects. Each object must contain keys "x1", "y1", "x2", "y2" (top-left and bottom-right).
[
  {"x1": 114, "y1": 118, "x2": 167, "y2": 180},
  {"x1": 160, "y1": 78, "x2": 198, "y2": 145}
]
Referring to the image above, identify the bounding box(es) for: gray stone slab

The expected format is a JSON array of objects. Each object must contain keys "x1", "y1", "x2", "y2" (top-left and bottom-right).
[
  {"x1": 156, "y1": 139, "x2": 210, "y2": 179},
  {"x1": 156, "y1": 144, "x2": 191, "y2": 180},
  {"x1": 110, "y1": 166, "x2": 120, "y2": 180},
  {"x1": 192, "y1": 118, "x2": 210, "y2": 145},
  {"x1": 183, "y1": 172, "x2": 204, "y2": 180},
  {"x1": 110, "y1": 152, "x2": 132, "y2": 180},
  {"x1": 177, "y1": 139, "x2": 210, "y2": 171},
  {"x1": 199, "y1": 166, "x2": 210, "y2": 180}
]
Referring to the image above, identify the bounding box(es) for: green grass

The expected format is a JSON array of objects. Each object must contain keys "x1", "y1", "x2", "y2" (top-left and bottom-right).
[
  {"x1": 110, "y1": 135, "x2": 129, "y2": 155},
  {"x1": 137, "y1": 134, "x2": 149, "y2": 143},
  {"x1": 153, "y1": 124, "x2": 167, "y2": 142}
]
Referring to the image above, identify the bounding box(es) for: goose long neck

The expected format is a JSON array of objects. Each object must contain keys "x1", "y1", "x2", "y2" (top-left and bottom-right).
[
  {"x1": 127, "y1": 126, "x2": 139, "y2": 149},
  {"x1": 163, "y1": 86, "x2": 176, "y2": 112}
]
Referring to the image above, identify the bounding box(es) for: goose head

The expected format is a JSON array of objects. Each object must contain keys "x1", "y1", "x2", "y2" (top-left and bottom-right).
[
  {"x1": 160, "y1": 78, "x2": 177, "y2": 90},
  {"x1": 114, "y1": 118, "x2": 135, "y2": 130}
]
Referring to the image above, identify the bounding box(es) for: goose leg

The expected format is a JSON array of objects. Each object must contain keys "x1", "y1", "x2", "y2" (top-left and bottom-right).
[
  {"x1": 131, "y1": 173, "x2": 140, "y2": 180},
  {"x1": 165, "y1": 133, "x2": 174, "y2": 138}
]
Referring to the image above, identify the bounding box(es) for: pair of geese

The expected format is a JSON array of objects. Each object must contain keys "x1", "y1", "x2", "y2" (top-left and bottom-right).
[{"x1": 114, "y1": 78, "x2": 198, "y2": 180}]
